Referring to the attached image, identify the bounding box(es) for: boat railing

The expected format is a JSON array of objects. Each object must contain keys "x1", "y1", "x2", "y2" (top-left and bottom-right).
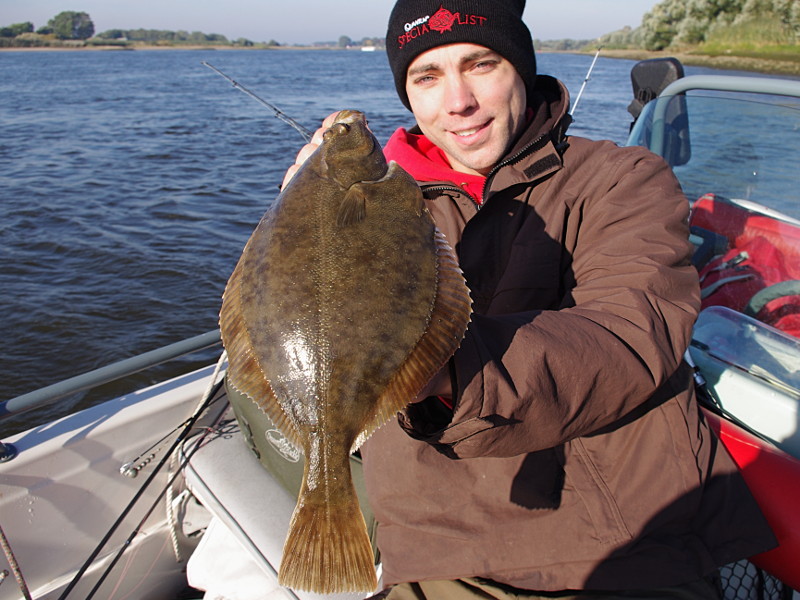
[{"x1": 0, "y1": 329, "x2": 222, "y2": 424}]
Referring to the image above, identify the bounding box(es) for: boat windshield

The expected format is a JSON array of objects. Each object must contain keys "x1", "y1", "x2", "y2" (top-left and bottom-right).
[
  {"x1": 628, "y1": 84, "x2": 800, "y2": 456},
  {"x1": 628, "y1": 91, "x2": 800, "y2": 222}
]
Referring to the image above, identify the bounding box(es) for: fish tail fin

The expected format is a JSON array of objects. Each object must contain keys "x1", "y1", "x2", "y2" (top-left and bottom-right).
[{"x1": 278, "y1": 486, "x2": 377, "y2": 593}]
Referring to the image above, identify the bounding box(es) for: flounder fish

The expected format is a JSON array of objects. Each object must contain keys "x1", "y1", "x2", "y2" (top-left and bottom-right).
[{"x1": 219, "y1": 110, "x2": 471, "y2": 593}]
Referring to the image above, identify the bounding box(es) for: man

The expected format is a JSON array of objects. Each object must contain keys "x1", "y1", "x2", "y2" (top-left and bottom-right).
[{"x1": 283, "y1": 1, "x2": 775, "y2": 598}]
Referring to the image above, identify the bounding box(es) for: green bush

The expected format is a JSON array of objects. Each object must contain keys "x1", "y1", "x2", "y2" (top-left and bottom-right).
[{"x1": 638, "y1": 0, "x2": 799, "y2": 49}]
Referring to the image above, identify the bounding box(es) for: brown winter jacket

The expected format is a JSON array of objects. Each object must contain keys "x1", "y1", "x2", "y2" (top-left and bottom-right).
[{"x1": 361, "y1": 75, "x2": 776, "y2": 591}]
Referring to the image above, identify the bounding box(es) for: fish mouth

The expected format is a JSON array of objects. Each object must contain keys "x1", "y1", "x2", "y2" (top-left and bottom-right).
[
  {"x1": 333, "y1": 110, "x2": 366, "y2": 126},
  {"x1": 323, "y1": 110, "x2": 376, "y2": 157}
]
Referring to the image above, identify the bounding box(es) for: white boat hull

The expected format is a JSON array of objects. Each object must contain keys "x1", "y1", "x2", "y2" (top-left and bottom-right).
[{"x1": 0, "y1": 365, "x2": 221, "y2": 600}]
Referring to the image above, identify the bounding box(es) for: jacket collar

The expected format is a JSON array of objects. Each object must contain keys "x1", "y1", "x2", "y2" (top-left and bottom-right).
[
  {"x1": 484, "y1": 75, "x2": 572, "y2": 199},
  {"x1": 383, "y1": 129, "x2": 488, "y2": 203}
]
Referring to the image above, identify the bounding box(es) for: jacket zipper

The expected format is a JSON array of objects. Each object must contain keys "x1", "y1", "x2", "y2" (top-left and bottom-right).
[
  {"x1": 481, "y1": 114, "x2": 573, "y2": 200},
  {"x1": 420, "y1": 135, "x2": 547, "y2": 211},
  {"x1": 422, "y1": 183, "x2": 481, "y2": 210}
]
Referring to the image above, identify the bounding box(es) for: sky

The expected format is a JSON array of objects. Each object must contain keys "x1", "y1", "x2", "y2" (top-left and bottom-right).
[{"x1": 2, "y1": 1, "x2": 662, "y2": 44}]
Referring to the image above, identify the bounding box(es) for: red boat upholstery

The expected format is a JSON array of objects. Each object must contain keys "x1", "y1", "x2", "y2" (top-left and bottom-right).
[{"x1": 691, "y1": 193, "x2": 800, "y2": 338}]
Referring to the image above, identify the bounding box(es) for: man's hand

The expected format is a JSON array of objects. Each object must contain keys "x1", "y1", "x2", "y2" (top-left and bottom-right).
[{"x1": 281, "y1": 111, "x2": 344, "y2": 188}]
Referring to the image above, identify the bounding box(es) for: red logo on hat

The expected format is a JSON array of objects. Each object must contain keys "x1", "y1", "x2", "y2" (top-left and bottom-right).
[
  {"x1": 429, "y1": 7, "x2": 457, "y2": 33},
  {"x1": 397, "y1": 5, "x2": 487, "y2": 49}
]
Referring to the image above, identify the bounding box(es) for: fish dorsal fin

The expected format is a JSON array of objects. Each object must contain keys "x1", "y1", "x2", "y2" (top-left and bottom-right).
[
  {"x1": 352, "y1": 228, "x2": 472, "y2": 451},
  {"x1": 337, "y1": 184, "x2": 368, "y2": 228},
  {"x1": 220, "y1": 253, "x2": 303, "y2": 450}
]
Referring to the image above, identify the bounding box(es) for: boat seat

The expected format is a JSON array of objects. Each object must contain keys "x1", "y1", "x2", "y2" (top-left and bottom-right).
[{"x1": 182, "y1": 411, "x2": 372, "y2": 600}]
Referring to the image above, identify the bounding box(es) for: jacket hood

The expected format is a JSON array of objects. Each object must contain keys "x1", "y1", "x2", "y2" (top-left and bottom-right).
[{"x1": 511, "y1": 74, "x2": 572, "y2": 154}]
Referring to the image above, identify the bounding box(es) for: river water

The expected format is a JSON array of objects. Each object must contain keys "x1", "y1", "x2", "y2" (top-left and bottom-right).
[{"x1": 0, "y1": 48, "x2": 762, "y2": 433}]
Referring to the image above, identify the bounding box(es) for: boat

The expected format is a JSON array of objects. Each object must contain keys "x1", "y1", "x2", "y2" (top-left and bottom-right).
[{"x1": 1, "y1": 57, "x2": 799, "y2": 600}]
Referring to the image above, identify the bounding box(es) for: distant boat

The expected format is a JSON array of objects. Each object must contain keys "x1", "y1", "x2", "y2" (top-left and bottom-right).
[{"x1": 361, "y1": 46, "x2": 376, "y2": 52}]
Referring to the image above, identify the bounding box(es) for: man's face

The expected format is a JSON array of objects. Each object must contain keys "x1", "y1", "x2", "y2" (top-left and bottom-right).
[{"x1": 405, "y1": 43, "x2": 527, "y2": 176}]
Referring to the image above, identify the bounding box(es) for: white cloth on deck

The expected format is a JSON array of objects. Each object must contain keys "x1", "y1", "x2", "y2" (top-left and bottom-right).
[{"x1": 187, "y1": 516, "x2": 289, "y2": 600}]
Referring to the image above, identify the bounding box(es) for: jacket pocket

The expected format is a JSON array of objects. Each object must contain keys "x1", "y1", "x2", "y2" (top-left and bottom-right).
[{"x1": 563, "y1": 438, "x2": 633, "y2": 546}]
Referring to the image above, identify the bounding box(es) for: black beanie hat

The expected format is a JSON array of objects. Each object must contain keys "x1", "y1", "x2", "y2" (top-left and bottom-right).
[{"x1": 386, "y1": 0, "x2": 537, "y2": 110}]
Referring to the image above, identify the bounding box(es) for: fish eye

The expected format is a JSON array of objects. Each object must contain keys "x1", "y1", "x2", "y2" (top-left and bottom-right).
[{"x1": 323, "y1": 122, "x2": 350, "y2": 141}]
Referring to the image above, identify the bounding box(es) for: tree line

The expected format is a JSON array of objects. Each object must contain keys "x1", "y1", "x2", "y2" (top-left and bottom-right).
[
  {"x1": 599, "y1": 0, "x2": 799, "y2": 50},
  {"x1": 1, "y1": 11, "x2": 258, "y2": 48},
  {"x1": 1, "y1": 11, "x2": 94, "y2": 41},
  {"x1": 1, "y1": 11, "x2": 380, "y2": 50},
  {"x1": 96, "y1": 29, "x2": 238, "y2": 45}
]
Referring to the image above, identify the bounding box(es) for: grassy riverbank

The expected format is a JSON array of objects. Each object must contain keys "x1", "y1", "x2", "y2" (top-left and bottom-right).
[
  {"x1": 590, "y1": 14, "x2": 799, "y2": 77},
  {"x1": 589, "y1": 47, "x2": 800, "y2": 77}
]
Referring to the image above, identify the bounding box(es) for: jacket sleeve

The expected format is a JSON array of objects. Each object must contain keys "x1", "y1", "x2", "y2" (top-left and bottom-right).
[{"x1": 399, "y1": 145, "x2": 701, "y2": 458}]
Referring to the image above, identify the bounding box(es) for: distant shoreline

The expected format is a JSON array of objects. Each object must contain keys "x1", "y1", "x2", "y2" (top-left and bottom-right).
[
  {"x1": 0, "y1": 45, "x2": 266, "y2": 52},
  {"x1": 583, "y1": 48, "x2": 800, "y2": 77},
  {"x1": 2, "y1": 43, "x2": 798, "y2": 77},
  {"x1": 0, "y1": 44, "x2": 366, "y2": 52}
]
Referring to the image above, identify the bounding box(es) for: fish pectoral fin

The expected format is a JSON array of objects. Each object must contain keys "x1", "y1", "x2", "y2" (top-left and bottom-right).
[{"x1": 337, "y1": 184, "x2": 368, "y2": 227}]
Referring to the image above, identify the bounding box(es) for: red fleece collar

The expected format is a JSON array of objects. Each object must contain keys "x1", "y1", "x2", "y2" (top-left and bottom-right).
[{"x1": 383, "y1": 129, "x2": 487, "y2": 205}]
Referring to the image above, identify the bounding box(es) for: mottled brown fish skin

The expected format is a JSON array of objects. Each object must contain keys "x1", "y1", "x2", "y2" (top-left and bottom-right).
[{"x1": 219, "y1": 110, "x2": 471, "y2": 593}]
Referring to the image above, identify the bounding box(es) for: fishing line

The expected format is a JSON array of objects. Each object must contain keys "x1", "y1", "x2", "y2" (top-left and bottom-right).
[
  {"x1": 119, "y1": 349, "x2": 228, "y2": 478},
  {"x1": 202, "y1": 61, "x2": 314, "y2": 142},
  {"x1": 55, "y1": 372, "x2": 227, "y2": 600},
  {"x1": 119, "y1": 419, "x2": 193, "y2": 478}
]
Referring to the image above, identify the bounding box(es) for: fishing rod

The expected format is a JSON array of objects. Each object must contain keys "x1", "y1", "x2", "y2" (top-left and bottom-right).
[
  {"x1": 56, "y1": 369, "x2": 227, "y2": 600},
  {"x1": 570, "y1": 46, "x2": 603, "y2": 117},
  {"x1": 82, "y1": 421, "x2": 217, "y2": 600},
  {"x1": 202, "y1": 61, "x2": 313, "y2": 142}
]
